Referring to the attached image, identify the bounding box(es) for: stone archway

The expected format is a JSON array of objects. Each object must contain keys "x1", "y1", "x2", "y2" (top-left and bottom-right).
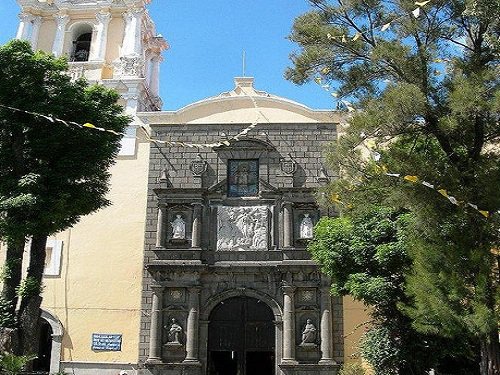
[
  {"x1": 39, "y1": 309, "x2": 63, "y2": 374},
  {"x1": 207, "y1": 296, "x2": 275, "y2": 375}
]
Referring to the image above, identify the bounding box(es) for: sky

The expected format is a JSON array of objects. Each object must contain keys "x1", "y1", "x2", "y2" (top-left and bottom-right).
[{"x1": 0, "y1": 0, "x2": 334, "y2": 111}]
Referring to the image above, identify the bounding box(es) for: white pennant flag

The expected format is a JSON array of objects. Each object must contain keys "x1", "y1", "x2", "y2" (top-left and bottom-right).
[
  {"x1": 412, "y1": 7, "x2": 421, "y2": 18},
  {"x1": 381, "y1": 23, "x2": 391, "y2": 32},
  {"x1": 421, "y1": 181, "x2": 435, "y2": 189}
]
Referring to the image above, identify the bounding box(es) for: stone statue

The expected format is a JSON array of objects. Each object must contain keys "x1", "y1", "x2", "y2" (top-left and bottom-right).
[
  {"x1": 301, "y1": 319, "x2": 317, "y2": 345},
  {"x1": 300, "y1": 214, "x2": 314, "y2": 239},
  {"x1": 166, "y1": 318, "x2": 183, "y2": 344},
  {"x1": 171, "y1": 215, "x2": 185, "y2": 239}
]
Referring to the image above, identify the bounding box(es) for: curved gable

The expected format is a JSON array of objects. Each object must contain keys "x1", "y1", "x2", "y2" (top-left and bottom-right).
[{"x1": 140, "y1": 77, "x2": 340, "y2": 125}]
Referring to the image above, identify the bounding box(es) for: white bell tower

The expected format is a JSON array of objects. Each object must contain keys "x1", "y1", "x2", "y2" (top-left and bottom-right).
[{"x1": 15, "y1": 0, "x2": 168, "y2": 113}]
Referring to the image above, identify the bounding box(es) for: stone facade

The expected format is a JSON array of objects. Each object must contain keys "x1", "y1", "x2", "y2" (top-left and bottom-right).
[{"x1": 139, "y1": 90, "x2": 343, "y2": 375}]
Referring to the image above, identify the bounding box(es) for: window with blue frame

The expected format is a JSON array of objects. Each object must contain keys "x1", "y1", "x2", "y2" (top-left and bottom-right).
[{"x1": 227, "y1": 159, "x2": 259, "y2": 197}]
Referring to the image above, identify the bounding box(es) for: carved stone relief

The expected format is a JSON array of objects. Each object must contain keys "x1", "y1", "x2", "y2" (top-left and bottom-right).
[{"x1": 217, "y1": 206, "x2": 268, "y2": 251}]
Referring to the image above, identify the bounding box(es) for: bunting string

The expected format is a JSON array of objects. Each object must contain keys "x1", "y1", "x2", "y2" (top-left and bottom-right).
[
  {"x1": 0, "y1": 94, "x2": 264, "y2": 149},
  {"x1": 332, "y1": 167, "x2": 494, "y2": 219}
]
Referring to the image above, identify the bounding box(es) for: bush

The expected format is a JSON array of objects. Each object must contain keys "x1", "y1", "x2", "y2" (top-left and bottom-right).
[{"x1": 0, "y1": 352, "x2": 36, "y2": 375}]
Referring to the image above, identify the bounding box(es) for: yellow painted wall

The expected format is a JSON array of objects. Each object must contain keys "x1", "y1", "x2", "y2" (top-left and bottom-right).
[
  {"x1": 106, "y1": 17, "x2": 124, "y2": 63},
  {"x1": 41, "y1": 137, "x2": 150, "y2": 363},
  {"x1": 36, "y1": 19, "x2": 56, "y2": 53},
  {"x1": 343, "y1": 296, "x2": 370, "y2": 365}
]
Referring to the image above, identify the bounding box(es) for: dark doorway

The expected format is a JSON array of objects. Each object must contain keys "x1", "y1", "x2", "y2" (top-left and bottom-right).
[
  {"x1": 208, "y1": 296, "x2": 275, "y2": 375},
  {"x1": 33, "y1": 319, "x2": 52, "y2": 372}
]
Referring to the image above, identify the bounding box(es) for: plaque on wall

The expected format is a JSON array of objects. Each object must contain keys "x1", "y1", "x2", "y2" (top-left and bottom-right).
[
  {"x1": 217, "y1": 206, "x2": 268, "y2": 251},
  {"x1": 91, "y1": 333, "x2": 122, "y2": 351}
]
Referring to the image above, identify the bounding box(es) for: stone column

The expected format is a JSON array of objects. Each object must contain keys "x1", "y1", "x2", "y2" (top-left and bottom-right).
[
  {"x1": 319, "y1": 287, "x2": 335, "y2": 364},
  {"x1": 156, "y1": 205, "x2": 166, "y2": 248},
  {"x1": 191, "y1": 203, "x2": 202, "y2": 248},
  {"x1": 16, "y1": 12, "x2": 33, "y2": 40},
  {"x1": 149, "y1": 55, "x2": 161, "y2": 95},
  {"x1": 282, "y1": 285, "x2": 297, "y2": 364},
  {"x1": 30, "y1": 16, "x2": 42, "y2": 50},
  {"x1": 184, "y1": 287, "x2": 201, "y2": 363},
  {"x1": 282, "y1": 201, "x2": 293, "y2": 248},
  {"x1": 90, "y1": 11, "x2": 111, "y2": 61},
  {"x1": 121, "y1": 8, "x2": 143, "y2": 56},
  {"x1": 147, "y1": 287, "x2": 163, "y2": 363},
  {"x1": 52, "y1": 14, "x2": 70, "y2": 57}
]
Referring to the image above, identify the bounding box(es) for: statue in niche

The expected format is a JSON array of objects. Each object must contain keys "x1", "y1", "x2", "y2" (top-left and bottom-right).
[
  {"x1": 301, "y1": 319, "x2": 317, "y2": 345},
  {"x1": 171, "y1": 215, "x2": 185, "y2": 239},
  {"x1": 300, "y1": 214, "x2": 314, "y2": 239},
  {"x1": 166, "y1": 318, "x2": 183, "y2": 344}
]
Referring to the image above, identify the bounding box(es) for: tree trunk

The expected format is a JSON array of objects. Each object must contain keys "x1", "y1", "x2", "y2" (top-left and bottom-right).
[
  {"x1": 479, "y1": 330, "x2": 500, "y2": 375},
  {"x1": 1, "y1": 237, "x2": 25, "y2": 321},
  {"x1": 17, "y1": 234, "x2": 47, "y2": 361}
]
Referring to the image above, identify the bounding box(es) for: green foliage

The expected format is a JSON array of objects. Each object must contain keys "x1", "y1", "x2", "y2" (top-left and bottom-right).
[
  {"x1": 0, "y1": 352, "x2": 36, "y2": 375},
  {"x1": 338, "y1": 362, "x2": 366, "y2": 375},
  {"x1": 0, "y1": 40, "x2": 129, "y2": 241},
  {"x1": 289, "y1": 0, "x2": 499, "y2": 372},
  {"x1": 360, "y1": 327, "x2": 399, "y2": 375},
  {"x1": 0, "y1": 40, "x2": 129, "y2": 354},
  {"x1": 15, "y1": 277, "x2": 43, "y2": 299},
  {"x1": 309, "y1": 207, "x2": 411, "y2": 311},
  {"x1": 0, "y1": 298, "x2": 16, "y2": 328}
]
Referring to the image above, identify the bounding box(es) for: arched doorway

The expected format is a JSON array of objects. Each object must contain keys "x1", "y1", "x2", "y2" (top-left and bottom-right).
[
  {"x1": 208, "y1": 296, "x2": 275, "y2": 375},
  {"x1": 33, "y1": 319, "x2": 52, "y2": 372}
]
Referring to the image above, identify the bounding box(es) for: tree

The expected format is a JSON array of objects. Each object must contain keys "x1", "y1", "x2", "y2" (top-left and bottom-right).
[
  {"x1": 0, "y1": 40, "x2": 129, "y2": 356},
  {"x1": 309, "y1": 207, "x2": 479, "y2": 374},
  {"x1": 287, "y1": 0, "x2": 499, "y2": 374}
]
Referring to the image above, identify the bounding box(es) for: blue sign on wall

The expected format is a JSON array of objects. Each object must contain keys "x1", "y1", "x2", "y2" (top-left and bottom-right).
[{"x1": 91, "y1": 333, "x2": 122, "y2": 351}]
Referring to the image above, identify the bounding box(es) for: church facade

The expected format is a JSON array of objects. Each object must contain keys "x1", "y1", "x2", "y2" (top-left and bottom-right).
[
  {"x1": 138, "y1": 77, "x2": 343, "y2": 375},
  {"x1": 4, "y1": 1, "x2": 368, "y2": 374}
]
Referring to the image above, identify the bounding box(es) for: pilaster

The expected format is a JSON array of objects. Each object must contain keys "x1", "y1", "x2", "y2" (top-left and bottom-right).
[
  {"x1": 16, "y1": 12, "x2": 33, "y2": 40},
  {"x1": 30, "y1": 16, "x2": 42, "y2": 50},
  {"x1": 191, "y1": 203, "x2": 203, "y2": 249},
  {"x1": 156, "y1": 204, "x2": 166, "y2": 248},
  {"x1": 183, "y1": 287, "x2": 201, "y2": 363},
  {"x1": 52, "y1": 13, "x2": 70, "y2": 57},
  {"x1": 319, "y1": 287, "x2": 335, "y2": 364},
  {"x1": 282, "y1": 284, "x2": 298, "y2": 364},
  {"x1": 282, "y1": 201, "x2": 293, "y2": 248},
  {"x1": 147, "y1": 286, "x2": 164, "y2": 363},
  {"x1": 90, "y1": 10, "x2": 111, "y2": 61}
]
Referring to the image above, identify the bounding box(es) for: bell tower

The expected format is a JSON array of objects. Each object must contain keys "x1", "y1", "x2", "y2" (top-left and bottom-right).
[{"x1": 15, "y1": 0, "x2": 168, "y2": 113}]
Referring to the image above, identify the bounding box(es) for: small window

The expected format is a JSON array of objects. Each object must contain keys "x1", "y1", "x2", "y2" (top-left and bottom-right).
[
  {"x1": 44, "y1": 239, "x2": 63, "y2": 277},
  {"x1": 228, "y1": 159, "x2": 259, "y2": 197}
]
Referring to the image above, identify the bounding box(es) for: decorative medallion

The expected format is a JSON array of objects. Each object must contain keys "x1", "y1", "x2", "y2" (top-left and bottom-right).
[
  {"x1": 217, "y1": 206, "x2": 268, "y2": 251},
  {"x1": 169, "y1": 289, "x2": 183, "y2": 301},
  {"x1": 300, "y1": 290, "x2": 315, "y2": 303},
  {"x1": 280, "y1": 158, "x2": 296, "y2": 175},
  {"x1": 190, "y1": 154, "x2": 207, "y2": 177}
]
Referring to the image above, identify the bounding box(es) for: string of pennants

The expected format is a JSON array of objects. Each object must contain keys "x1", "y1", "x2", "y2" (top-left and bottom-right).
[
  {"x1": 324, "y1": 0, "x2": 432, "y2": 43},
  {"x1": 314, "y1": 0, "x2": 452, "y2": 101},
  {"x1": 0, "y1": 102, "x2": 262, "y2": 149},
  {"x1": 331, "y1": 167, "x2": 494, "y2": 219}
]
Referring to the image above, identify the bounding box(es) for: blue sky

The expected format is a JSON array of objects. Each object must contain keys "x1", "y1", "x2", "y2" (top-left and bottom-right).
[{"x1": 0, "y1": 1, "x2": 334, "y2": 111}]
